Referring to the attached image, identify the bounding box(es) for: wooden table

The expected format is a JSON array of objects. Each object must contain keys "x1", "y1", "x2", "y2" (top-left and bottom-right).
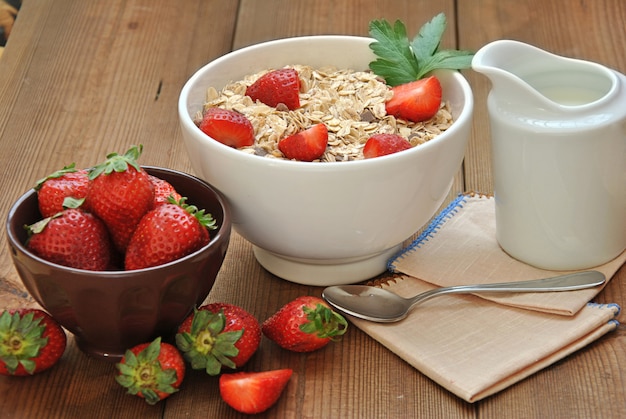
[{"x1": 1, "y1": 0, "x2": 624, "y2": 417}]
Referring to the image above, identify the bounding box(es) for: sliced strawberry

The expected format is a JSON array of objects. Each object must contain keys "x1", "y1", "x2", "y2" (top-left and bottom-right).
[
  {"x1": 219, "y1": 369, "x2": 293, "y2": 414},
  {"x1": 385, "y1": 76, "x2": 442, "y2": 122},
  {"x1": 199, "y1": 108, "x2": 255, "y2": 148},
  {"x1": 278, "y1": 123, "x2": 328, "y2": 162},
  {"x1": 246, "y1": 68, "x2": 300, "y2": 110},
  {"x1": 363, "y1": 133, "x2": 412, "y2": 158}
]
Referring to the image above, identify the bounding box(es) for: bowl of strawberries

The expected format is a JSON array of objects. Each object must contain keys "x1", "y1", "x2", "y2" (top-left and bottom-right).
[
  {"x1": 178, "y1": 15, "x2": 473, "y2": 285},
  {"x1": 5, "y1": 146, "x2": 231, "y2": 361}
]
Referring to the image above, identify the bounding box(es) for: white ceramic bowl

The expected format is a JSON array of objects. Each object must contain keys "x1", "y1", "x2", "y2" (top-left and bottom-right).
[{"x1": 178, "y1": 36, "x2": 473, "y2": 285}]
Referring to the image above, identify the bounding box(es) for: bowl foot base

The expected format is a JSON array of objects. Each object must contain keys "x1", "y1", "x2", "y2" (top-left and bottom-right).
[{"x1": 252, "y1": 245, "x2": 402, "y2": 285}]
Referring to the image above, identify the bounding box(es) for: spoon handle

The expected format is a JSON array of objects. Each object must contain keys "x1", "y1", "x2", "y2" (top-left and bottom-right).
[{"x1": 409, "y1": 270, "x2": 605, "y2": 307}]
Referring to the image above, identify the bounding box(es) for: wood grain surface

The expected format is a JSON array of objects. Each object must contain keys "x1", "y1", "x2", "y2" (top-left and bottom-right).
[{"x1": 0, "y1": 0, "x2": 624, "y2": 417}]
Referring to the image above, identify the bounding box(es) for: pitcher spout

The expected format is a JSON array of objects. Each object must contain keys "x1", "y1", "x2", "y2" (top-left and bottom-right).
[{"x1": 472, "y1": 40, "x2": 618, "y2": 111}]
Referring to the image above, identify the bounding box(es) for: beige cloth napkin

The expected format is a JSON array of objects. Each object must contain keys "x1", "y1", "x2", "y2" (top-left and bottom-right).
[
  {"x1": 389, "y1": 194, "x2": 626, "y2": 315},
  {"x1": 349, "y1": 194, "x2": 622, "y2": 403}
]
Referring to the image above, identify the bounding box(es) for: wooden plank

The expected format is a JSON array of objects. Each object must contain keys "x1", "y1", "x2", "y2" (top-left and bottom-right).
[{"x1": 1, "y1": 0, "x2": 624, "y2": 417}]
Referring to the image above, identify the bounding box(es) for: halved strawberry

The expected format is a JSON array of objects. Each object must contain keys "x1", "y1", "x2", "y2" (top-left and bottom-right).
[
  {"x1": 246, "y1": 68, "x2": 300, "y2": 110},
  {"x1": 219, "y1": 369, "x2": 293, "y2": 414},
  {"x1": 385, "y1": 76, "x2": 442, "y2": 122},
  {"x1": 363, "y1": 133, "x2": 412, "y2": 158},
  {"x1": 199, "y1": 108, "x2": 255, "y2": 148},
  {"x1": 278, "y1": 123, "x2": 328, "y2": 162}
]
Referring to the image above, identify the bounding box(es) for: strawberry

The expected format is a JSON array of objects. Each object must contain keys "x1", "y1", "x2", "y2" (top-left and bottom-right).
[
  {"x1": 0, "y1": 309, "x2": 67, "y2": 376},
  {"x1": 26, "y1": 202, "x2": 112, "y2": 271},
  {"x1": 115, "y1": 337, "x2": 185, "y2": 405},
  {"x1": 363, "y1": 133, "x2": 412, "y2": 158},
  {"x1": 199, "y1": 108, "x2": 255, "y2": 148},
  {"x1": 149, "y1": 175, "x2": 182, "y2": 207},
  {"x1": 35, "y1": 164, "x2": 91, "y2": 218},
  {"x1": 219, "y1": 369, "x2": 293, "y2": 414},
  {"x1": 384, "y1": 76, "x2": 442, "y2": 122},
  {"x1": 278, "y1": 123, "x2": 328, "y2": 161},
  {"x1": 85, "y1": 145, "x2": 154, "y2": 253},
  {"x1": 124, "y1": 197, "x2": 216, "y2": 270},
  {"x1": 175, "y1": 303, "x2": 261, "y2": 375},
  {"x1": 262, "y1": 296, "x2": 348, "y2": 352},
  {"x1": 245, "y1": 68, "x2": 300, "y2": 110}
]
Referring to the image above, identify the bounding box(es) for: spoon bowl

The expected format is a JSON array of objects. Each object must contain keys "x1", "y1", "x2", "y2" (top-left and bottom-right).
[{"x1": 322, "y1": 271, "x2": 606, "y2": 322}]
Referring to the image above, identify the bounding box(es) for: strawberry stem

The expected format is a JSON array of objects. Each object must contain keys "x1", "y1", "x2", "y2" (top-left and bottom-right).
[
  {"x1": 34, "y1": 163, "x2": 78, "y2": 190},
  {"x1": 175, "y1": 308, "x2": 242, "y2": 375},
  {"x1": 300, "y1": 304, "x2": 348, "y2": 341},
  {"x1": 0, "y1": 311, "x2": 48, "y2": 375},
  {"x1": 88, "y1": 145, "x2": 143, "y2": 180},
  {"x1": 115, "y1": 337, "x2": 179, "y2": 405},
  {"x1": 168, "y1": 196, "x2": 218, "y2": 230}
]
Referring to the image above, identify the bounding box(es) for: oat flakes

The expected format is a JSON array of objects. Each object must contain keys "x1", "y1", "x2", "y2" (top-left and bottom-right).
[{"x1": 196, "y1": 65, "x2": 454, "y2": 162}]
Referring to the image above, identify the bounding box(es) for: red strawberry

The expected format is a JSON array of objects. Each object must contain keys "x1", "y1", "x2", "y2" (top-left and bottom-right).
[
  {"x1": 363, "y1": 133, "x2": 412, "y2": 158},
  {"x1": 149, "y1": 175, "x2": 182, "y2": 207},
  {"x1": 278, "y1": 123, "x2": 328, "y2": 161},
  {"x1": 199, "y1": 108, "x2": 255, "y2": 148},
  {"x1": 124, "y1": 197, "x2": 216, "y2": 270},
  {"x1": 219, "y1": 369, "x2": 293, "y2": 414},
  {"x1": 385, "y1": 76, "x2": 442, "y2": 122},
  {"x1": 175, "y1": 303, "x2": 261, "y2": 375},
  {"x1": 115, "y1": 337, "x2": 185, "y2": 405},
  {"x1": 26, "y1": 203, "x2": 111, "y2": 271},
  {"x1": 85, "y1": 145, "x2": 154, "y2": 253},
  {"x1": 35, "y1": 164, "x2": 91, "y2": 218},
  {"x1": 246, "y1": 68, "x2": 300, "y2": 110},
  {"x1": 262, "y1": 296, "x2": 348, "y2": 352},
  {"x1": 0, "y1": 309, "x2": 67, "y2": 376}
]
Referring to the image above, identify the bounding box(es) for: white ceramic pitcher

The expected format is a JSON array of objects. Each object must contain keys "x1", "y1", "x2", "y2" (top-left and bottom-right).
[{"x1": 472, "y1": 40, "x2": 626, "y2": 270}]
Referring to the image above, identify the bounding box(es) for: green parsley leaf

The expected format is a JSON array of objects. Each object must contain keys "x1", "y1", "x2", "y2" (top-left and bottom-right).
[{"x1": 368, "y1": 13, "x2": 474, "y2": 86}]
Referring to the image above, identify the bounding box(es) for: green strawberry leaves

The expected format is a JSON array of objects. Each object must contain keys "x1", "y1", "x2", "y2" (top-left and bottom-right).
[
  {"x1": 169, "y1": 196, "x2": 218, "y2": 231},
  {"x1": 88, "y1": 144, "x2": 143, "y2": 180},
  {"x1": 300, "y1": 303, "x2": 348, "y2": 341},
  {"x1": 34, "y1": 163, "x2": 78, "y2": 191},
  {"x1": 115, "y1": 337, "x2": 179, "y2": 405},
  {"x1": 0, "y1": 311, "x2": 48, "y2": 375},
  {"x1": 368, "y1": 13, "x2": 474, "y2": 86},
  {"x1": 175, "y1": 308, "x2": 242, "y2": 375}
]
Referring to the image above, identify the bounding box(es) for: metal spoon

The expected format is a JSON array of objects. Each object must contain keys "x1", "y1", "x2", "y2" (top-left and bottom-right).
[{"x1": 322, "y1": 271, "x2": 606, "y2": 322}]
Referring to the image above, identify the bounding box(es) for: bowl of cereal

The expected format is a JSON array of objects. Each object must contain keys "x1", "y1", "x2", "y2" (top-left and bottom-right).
[{"x1": 178, "y1": 35, "x2": 473, "y2": 285}]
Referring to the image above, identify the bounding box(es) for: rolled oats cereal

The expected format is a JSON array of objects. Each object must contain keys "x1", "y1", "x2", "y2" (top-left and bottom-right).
[{"x1": 195, "y1": 65, "x2": 454, "y2": 162}]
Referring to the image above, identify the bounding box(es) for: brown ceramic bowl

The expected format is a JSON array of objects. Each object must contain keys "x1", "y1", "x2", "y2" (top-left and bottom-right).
[{"x1": 5, "y1": 166, "x2": 231, "y2": 361}]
